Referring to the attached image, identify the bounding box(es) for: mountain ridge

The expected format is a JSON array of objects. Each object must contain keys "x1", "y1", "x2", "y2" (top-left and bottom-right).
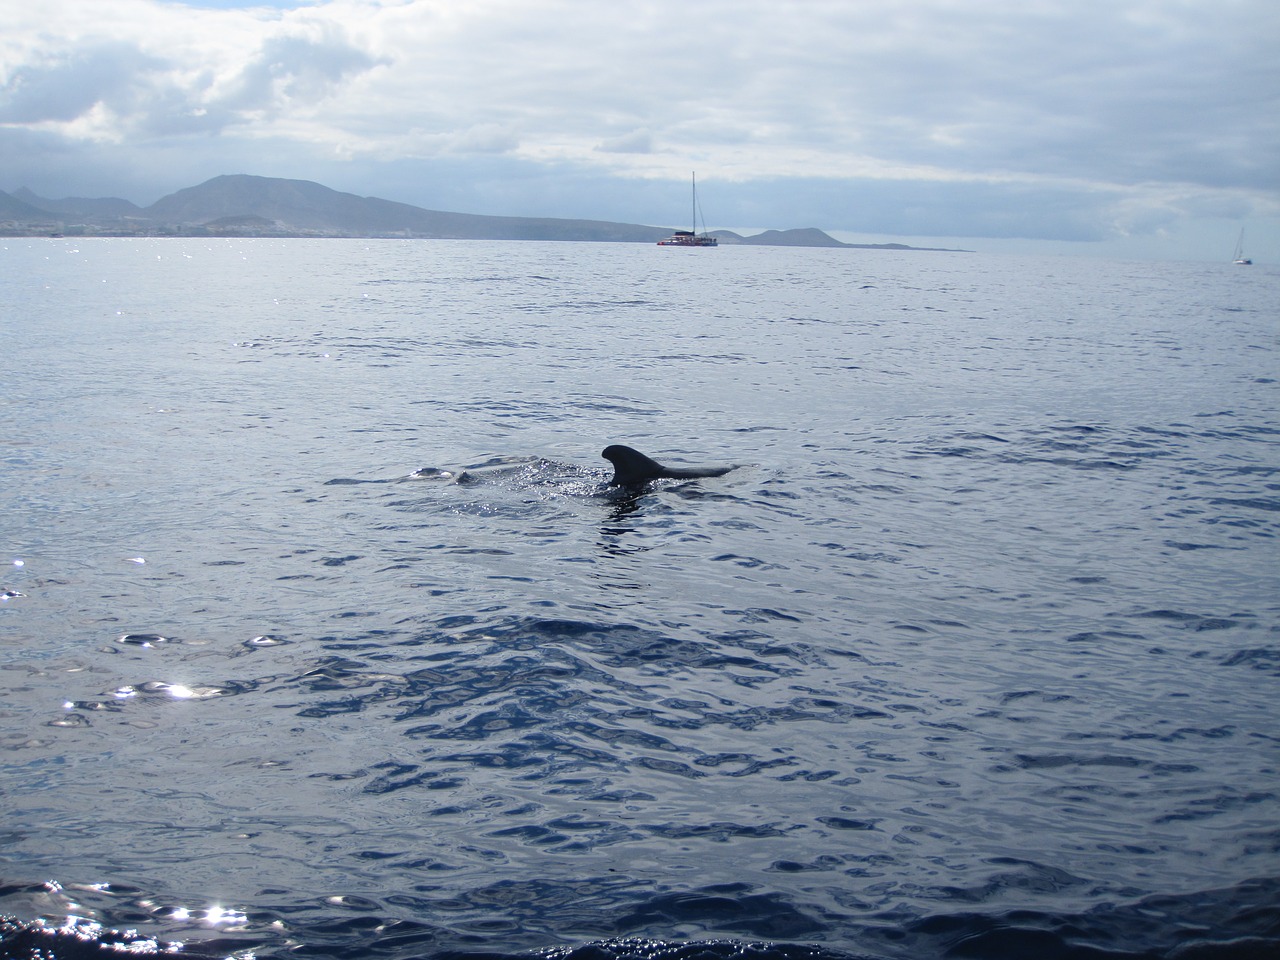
[{"x1": 1, "y1": 174, "x2": 968, "y2": 250}]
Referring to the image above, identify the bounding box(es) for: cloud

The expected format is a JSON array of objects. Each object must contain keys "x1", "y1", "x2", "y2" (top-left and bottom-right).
[
  {"x1": 0, "y1": 41, "x2": 161, "y2": 125},
  {"x1": 595, "y1": 130, "x2": 653, "y2": 155},
  {"x1": 1, "y1": 1, "x2": 383, "y2": 143},
  {"x1": 219, "y1": 28, "x2": 383, "y2": 116}
]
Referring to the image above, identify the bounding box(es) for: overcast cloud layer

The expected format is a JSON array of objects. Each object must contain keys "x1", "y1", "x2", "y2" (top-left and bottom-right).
[{"x1": 2, "y1": 0, "x2": 1277, "y2": 258}]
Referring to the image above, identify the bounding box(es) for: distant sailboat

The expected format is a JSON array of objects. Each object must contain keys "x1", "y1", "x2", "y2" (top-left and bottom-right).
[
  {"x1": 1233, "y1": 229, "x2": 1252, "y2": 265},
  {"x1": 657, "y1": 172, "x2": 718, "y2": 247}
]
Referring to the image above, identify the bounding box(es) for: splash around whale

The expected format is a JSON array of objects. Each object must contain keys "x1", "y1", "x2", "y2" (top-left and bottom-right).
[{"x1": 601, "y1": 445, "x2": 737, "y2": 487}]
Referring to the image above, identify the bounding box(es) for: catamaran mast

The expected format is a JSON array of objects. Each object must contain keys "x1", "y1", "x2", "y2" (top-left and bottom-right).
[{"x1": 691, "y1": 172, "x2": 697, "y2": 234}]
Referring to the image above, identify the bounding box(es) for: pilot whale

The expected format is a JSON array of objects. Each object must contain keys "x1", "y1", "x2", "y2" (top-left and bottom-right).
[{"x1": 602, "y1": 445, "x2": 735, "y2": 487}]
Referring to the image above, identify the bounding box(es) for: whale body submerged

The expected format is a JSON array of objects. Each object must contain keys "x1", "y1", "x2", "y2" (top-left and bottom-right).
[{"x1": 601, "y1": 445, "x2": 735, "y2": 487}]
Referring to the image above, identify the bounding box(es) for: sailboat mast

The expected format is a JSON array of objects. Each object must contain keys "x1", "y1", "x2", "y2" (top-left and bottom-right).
[{"x1": 691, "y1": 172, "x2": 697, "y2": 234}]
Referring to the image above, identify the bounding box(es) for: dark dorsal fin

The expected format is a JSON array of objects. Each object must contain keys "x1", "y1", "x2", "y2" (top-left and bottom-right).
[{"x1": 601, "y1": 445, "x2": 734, "y2": 486}]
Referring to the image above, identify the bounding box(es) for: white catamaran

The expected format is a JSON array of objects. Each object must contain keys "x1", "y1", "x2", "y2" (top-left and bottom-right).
[{"x1": 657, "y1": 172, "x2": 718, "y2": 247}]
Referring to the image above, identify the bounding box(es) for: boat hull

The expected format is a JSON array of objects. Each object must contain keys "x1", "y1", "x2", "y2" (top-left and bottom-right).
[{"x1": 657, "y1": 232, "x2": 717, "y2": 247}]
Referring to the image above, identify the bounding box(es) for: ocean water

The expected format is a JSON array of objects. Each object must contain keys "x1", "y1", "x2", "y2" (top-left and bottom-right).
[{"x1": 0, "y1": 238, "x2": 1277, "y2": 960}]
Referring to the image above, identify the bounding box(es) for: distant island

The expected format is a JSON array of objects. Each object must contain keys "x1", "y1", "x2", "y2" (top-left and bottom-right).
[{"x1": 0, "y1": 174, "x2": 968, "y2": 250}]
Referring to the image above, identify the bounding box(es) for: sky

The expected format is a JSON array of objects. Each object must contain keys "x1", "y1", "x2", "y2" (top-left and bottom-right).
[{"x1": 2, "y1": 0, "x2": 1278, "y2": 260}]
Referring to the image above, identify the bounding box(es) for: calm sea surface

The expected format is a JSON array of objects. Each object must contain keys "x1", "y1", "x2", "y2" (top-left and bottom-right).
[{"x1": 1, "y1": 239, "x2": 1277, "y2": 960}]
